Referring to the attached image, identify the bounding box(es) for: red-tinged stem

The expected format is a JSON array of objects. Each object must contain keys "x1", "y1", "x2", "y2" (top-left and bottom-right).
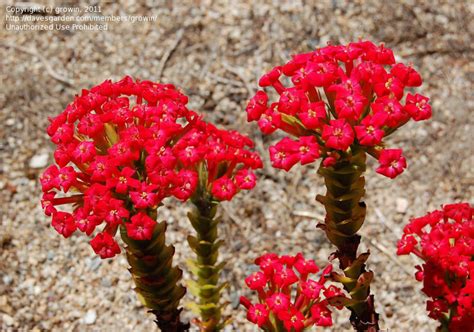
[
  {"x1": 72, "y1": 181, "x2": 89, "y2": 193},
  {"x1": 52, "y1": 194, "x2": 84, "y2": 205},
  {"x1": 307, "y1": 86, "x2": 321, "y2": 102},
  {"x1": 272, "y1": 81, "x2": 286, "y2": 94},
  {"x1": 412, "y1": 248, "x2": 424, "y2": 259},
  {"x1": 294, "y1": 293, "x2": 305, "y2": 310},
  {"x1": 345, "y1": 61, "x2": 354, "y2": 76},
  {"x1": 316, "y1": 148, "x2": 380, "y2": 331}
]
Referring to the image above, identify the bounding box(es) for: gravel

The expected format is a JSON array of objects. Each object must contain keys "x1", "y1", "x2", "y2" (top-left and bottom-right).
[{"x1": 1, "y1": 1, "x2": 473, "y2": 331}]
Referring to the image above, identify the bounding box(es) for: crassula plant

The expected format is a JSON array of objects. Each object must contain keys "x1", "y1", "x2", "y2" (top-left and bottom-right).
[
  {"x1": 178, "y1": 120, "x2": 262, "y2": 330},
  {"x1": 40, "y1": 76, "x2": 261, "y2": 331},
  {"x1": 245, "y1": 40, "x2": 431, "y2": 330},
  {"x1": 397, "y1": 203, "x2": 474, "y2": 331},
  {"x1": 240, "y1": 253, "x2": 346, "y2": 331}
]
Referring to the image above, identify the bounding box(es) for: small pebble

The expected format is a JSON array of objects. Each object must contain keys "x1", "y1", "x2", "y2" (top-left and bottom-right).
[
  {"x1": 29, "y1": 153, "x2": 49, "y2": 169},
  {"x1": 2, "y1": 314, "x2": 14, "y2": 326},
  {"x1": 83, "y1": 310, "x2": 97, "y2": 325},
  {"x1": 396, "y1": 198, "x2": 409, "y2": 214}
]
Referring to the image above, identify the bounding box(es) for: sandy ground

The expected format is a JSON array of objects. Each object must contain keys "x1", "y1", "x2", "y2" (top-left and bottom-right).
[{"x1": 1, "y1": 0, "x2": 473, "y2": 331}]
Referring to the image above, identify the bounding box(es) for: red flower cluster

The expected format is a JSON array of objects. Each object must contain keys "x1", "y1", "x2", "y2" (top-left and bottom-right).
[
  {"x1": 240, "y1": 253, "x2": 346, "y2": 331},
  {"x1": 41, "y1": 77, "x2": 261, "y2": 258},
  {"x1": 246, "y1": 41, "x2": 431, "y2": 178},
  {"x1": 397, "y1": 203, "x2": 474, "y2": 331}
]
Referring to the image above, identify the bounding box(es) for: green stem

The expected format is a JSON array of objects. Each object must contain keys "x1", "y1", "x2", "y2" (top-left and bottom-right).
[
  {"x1": 316, "y1": 148, "x2": 380, "y2": 331},
  {"x1": 120, "y1": 209, "x2": 188, "y2": 332},
  {"x1": 187, "y1": 197, "x2": 226, "y2": 331}
]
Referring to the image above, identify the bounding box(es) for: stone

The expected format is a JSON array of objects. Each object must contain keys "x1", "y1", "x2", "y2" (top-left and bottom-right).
[
  {"x1": 2, "y1": 314, "x2": 14, "y2": 326},
  {"x1": 396, "y1": 198, "x2": 408, "y2": 214},
  {"x1": 83, "y1": 310, "x2": 97, "y2": 325},
  {"x1": 29, "y1": 153, "x2": 49, "y2": 169}
]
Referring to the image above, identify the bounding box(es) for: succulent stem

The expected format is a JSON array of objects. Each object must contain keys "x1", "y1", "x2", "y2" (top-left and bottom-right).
[
  {"x1": 187, "y1": 197, "x2": 226, "y2": 331},
  {"x1": 121, "y1": 209, "x2": 189, "y2": 332},
  {"x1": 316, "y1": 148, "x2": 380, "y2": 331}
]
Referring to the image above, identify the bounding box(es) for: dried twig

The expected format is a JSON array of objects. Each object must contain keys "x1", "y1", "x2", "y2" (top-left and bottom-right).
[
  {"x1": 222, "y1": 62, "x2": 255, "y2": 97},
  {"x1": 157, "y1": 29, "x2": 184, "y2": 80},
  {"x1": 1, "y1": 42, "x2": 74, "y2": 87},
  {"x1": 206, "y1": 72, "x2": 244, "y2": 88},
  {"x1": 400, "y1": 47, "x2": 474, "y2": 58},
  {"x1": 374, "y1": 207, "x2": 403, "y2": 238},
  {"x1": 366, "y1": 237, "x2": 413, "y2": 276},
  {"x1": 291, "y1": 210, "x2": 325, "y2": 221},
  {"x1": 219, "y1": 202, "x2": 243, "y2": 230}
]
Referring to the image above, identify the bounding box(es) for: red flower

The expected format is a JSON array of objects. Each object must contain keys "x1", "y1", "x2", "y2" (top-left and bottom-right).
[
  {"x1": 51, "y1": 211, "x2": 76, "y2": 238},
  {"x1": 108, "y1": 141, "x2": 139, "y2": 164},
  {"x1": 90, "y1": 232, "x2": 121, "y2": 259},
  {"x1": 294, "y1": 253, "x2": 319, "y2": 277},
  {"x1": 266, "y1": 293, "x2": 290, "y2": 313},
  {"x1": 376, "y1": 149, "x2": 407, "y2": 179},
  {"x1": 41, "y1": 77, "x2": 262, "y2": 259},
  {"x1": 373, "y1": 75, "x2": 404, "y2": 100},
  {"x1": 242, "y1": 253, "x2": 341, "y2": 330},
  {"x1": 126, "y1": 212, "x2": 156, "y2": 241},
  {"x1": 129, "y1": 182, "x2": 160, "y2": 209},
  {"x1": 145, "y1": 146, "x2": 177, "y2": 169},
  {"x1": 307, "y1": 61, "x2": 338, "y2": 87},
  {"x1": 278, "y1": 88, "x2": 305, "y2": 116},
  {"x1": 246, "y1": 41, "x2": 430, "y2": 182},
  {"x1": 311, "y1": 303, "x2": 333, "y2": 327},
  {"x1": 297, "y1": 136, "x2": 320, "y2": 165},
  {"x1": 298, "y1": 101, "x2": 326, "y2": 130},
  {"x1": 57, "y1": 166, "x2": 77, "y2": 192},
  {"x1": 74, "y1": 207, "x2": 97, "y2": 236},
  {"x1": 371, "y1": 96, "x2": 408, "y2": 128},
  {"x1": 273, "y1": 266, "x2": 299, "y2": 289},
  {"x1": 259, "y1": 66, "x2": 282, "y2": 88},
  {"x1": 72, "y1": 141, "x2": 96, "y2": 164},
  {"x1": 322, "y1": 156, "x2": 337, "y2": 168},
  {"x1": 255, "y1": 253, "x2": 279, "y2": 276},
  {"x1": 257, "y1": 106, "x2": 281, "y2": 134},
  {"x1": 397, "y1": 235, "x2": 418, "y2": 255},
  {"x1": 78, "y1": 113, "x2": 104, "y2": 137},
  {"x1": 443, "y1": 202, "x2": 472, "y2": 223},
  {"x1": 170, "y1": 170, "x2": 198, "y2": 201},
  {"x1": 246, "y1": 91, "x2": 268, "y2": 121},
  {"x1": 103, "y1": 198, "x2": 130, "y2": 226},
  {"x1": 280, "y1": 308, "x2": 305, "y2": 332},
  {"x1": 88, "y1": 156, "x2": 115, "y2": 182},
  {"x1": 398, "y1": 203, "x2": 474, "y2": 329},
  {"x1": 354, "y1": 115, "x2": 385, "y2": 146},
  {"x1": 245, "y1": 271, "x2": 267, "y2": 290},
  {"x1": 211, "y1": 176, "x2": 237, "y2": 201},
  {"x1": 235, "y1": 169, "x2": 257, "y2": 190},
  {"x1": 322, "y1": 119, "x2": 355, "y2": 151},
  {"x1": 247, "y1": 304, "x2": 269, "y2": 327},
  {"x1": 106, "y1": 167, "x2": 139, "y2": 194},
  {"x1": 50, "y1": 123, "x2": 74, "y2": 144},
  {"x1": 390, "y1": 63, "x2": 422, "y2": 87},
  {"x1": 334, "y1": 92, "x2": 367, "y2": 121},
  {"x1": 269, "y1": 138, "x2": 300, "y2": 171},
  {"x1": 40, "y1": 165, "x2": 60, "y2": 191},
  {"x1": 300, "y1": 280, "x2": 323, "y2": 299},
  {"x1": 404, "y1": 93, "x2": 432, "y2": 121}
]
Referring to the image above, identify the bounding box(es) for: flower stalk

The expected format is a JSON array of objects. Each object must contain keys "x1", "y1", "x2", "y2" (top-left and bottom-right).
[
  {"x1": 120, "y1": 209, "x2": 189, "y2": 332},
  {"x1": 316, "y1": 148, "x2": 379, "y2": 331},
  {"x1": 185, "y1": 164, "x2": 227, "y2": 331},
  {"x1": 186, "y1": 197, "x2": 227, "y2": 331}
]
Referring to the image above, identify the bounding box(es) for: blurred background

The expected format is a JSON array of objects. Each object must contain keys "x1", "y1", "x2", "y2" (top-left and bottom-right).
[{"x1": 1, "y1": 0, "x2": 473, "y2": 330}]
